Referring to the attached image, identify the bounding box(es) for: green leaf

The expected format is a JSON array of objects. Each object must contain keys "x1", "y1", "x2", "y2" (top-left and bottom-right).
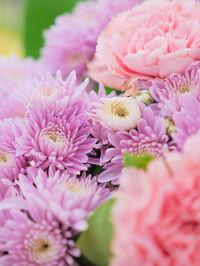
[
  {"x1": 23, "y1": 0, "x2": 86, "y2": 58},
  {"x1": 76, "y1": 198, "x2": 116, "y2": 266},
  {"x1": 105, "y1": 86, "x2": 122, "y2": 96},
  {"x1": 123, "y1": 153, "x2": 155, "y2": 170}
]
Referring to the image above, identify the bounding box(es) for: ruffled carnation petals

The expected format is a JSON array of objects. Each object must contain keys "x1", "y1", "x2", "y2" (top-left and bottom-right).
[
  {"x1": 89, "y1": 0, "x2": 200, "y2": 90},
  {"x1": 41, "y1": 0, "x2": 142, "y2": 81},
  {"x1": 111, "y1": 133, "x2": 200, "y2": 266}
]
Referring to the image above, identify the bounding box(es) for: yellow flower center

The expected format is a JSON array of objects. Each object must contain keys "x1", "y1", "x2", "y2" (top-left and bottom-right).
[
  {"x1": 109, "y1": 102, "x2": 129, "y2": 118},
  {"x1": 30, "y1": 237, "x2": 55, "y2": 262},
  {"x1": 178, "y1": 85, "x2": 191, "y2": 94},
  {"x1": 0, "y1": 153, "x2": 7, "y2": 163},
  {"x1": 46, "y1": 131, "x2": 66, "y2": 145},
  {"x1": 65, "y1": 180, "x2": 87, "y2": 196},
  {"x1": 40, "y1": 88, "x2": 54, "y2": 97}
]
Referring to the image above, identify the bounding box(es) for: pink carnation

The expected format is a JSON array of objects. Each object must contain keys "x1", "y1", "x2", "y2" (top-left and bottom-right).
[
  {"x1": 89, "y1": 0, "x2": 200, "y2": 90},
  {"x1": 111, "y1": 132, "x2": 200, "y2": 266}
]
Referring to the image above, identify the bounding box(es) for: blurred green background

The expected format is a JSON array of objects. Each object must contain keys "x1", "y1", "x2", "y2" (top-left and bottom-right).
[{"x1": 0, "y1": 0, "x2": 85, "y2": 58}]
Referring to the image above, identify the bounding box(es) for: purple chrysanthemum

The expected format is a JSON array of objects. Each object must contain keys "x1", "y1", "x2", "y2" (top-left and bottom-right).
[
  {"x1": 137, "y1": 61, "x2": 200, "y2": 117},
  {"x1": 16, "y1": 102, "x2": 94, "y2": 174},
  {"x1": 18, "y1": 166, "x2": 110, "y2": 227},
  {"x1": 0, "y1": 55, "x2": 45, "y2": 119},
  {"x1": 87, "y1": 84, "x2": 117, "y2": 164},
  {"x1": 172, "y1": 94, "x2": 200, "y2": 149},
  {"x1": 16, "y1": 72, "x2": 96, "y2": 174},
  {"x1": 41, "y1": 0, "x2": 142, "y2": 80},
  {"x1": 0, "y1": 118, "x2": 26, "y2": 181},
  {"x1": 0, "y1": 180, "x2": 17, "y2": 227},
  {"x1": 17, "y1": 70, "x2": 89, "y2": 115},
  {"x1": 98, "y1": 104, "x2": 175, "y2": 184},
  {"x1": 0, "y1": 200, "x2": 80, "y2": 265},
  {"x1": 0, "y1": 165, "x2": 110, "y2": 265}
]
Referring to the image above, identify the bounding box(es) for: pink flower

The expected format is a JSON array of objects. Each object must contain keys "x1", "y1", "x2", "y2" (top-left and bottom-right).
[
  {"x1": 111, "y1": 132, "x2": 200, "y2": 266},
  {"x1": 89, "y1": 96, "x2": 142, "y2": 131},
  {"x1": 89, "y1": 0, "x2": 200, "y2": 90},
  {"x1": 0, "y1": 118, "x2": 26, "y2": 181},
  {"x1": 18, "y1": 167, "x2": 110, "y2": 228},
  {"x1": 0, "y1": 197, "x2": 80, "y2": 265},
  {"x1": 97, "y1": 104, "x2": 174, "y2": 184},
  {"x1": 16, "y1": 71, "x2": 95, "y2": 174},
  {"x1": 16, "y1": 104, "x2": 94, "y2": 174},
  {"x1": 41, "y1": 0, "x2": 142, "y2": 81},
  {"x1": 172, "y1": 94, "x2": 200, "y2": 149},
  {"x1": 0, "y1": 55, "x2": 45, "y2": 119}
]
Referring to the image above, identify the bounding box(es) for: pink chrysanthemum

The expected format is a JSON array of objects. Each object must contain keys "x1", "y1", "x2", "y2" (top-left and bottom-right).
[
  {"x1": 18, "y1": 167, "x2": 110, "y2": 228},
  {"x1": 0, "y1": 166, "x2": 109, "y2": 265},
  {"x1": 0, "y1": 118, "x2": 26, "y2": 181},
  {"x1": 0, "y1": 200, "x2": 80, "y2": 265},
  {"x1": 17, "y1": 70, "x2": 89, "y2": 115},
  {"x1": 16, "y1": 103, "x2": 94, "y2": 174},
  {"x1": 41, "y1": 0, "x2": 142, "y2": 80},
  {"x1": 0, "y1": 55, "x2": 45, "y2": 119},
  {"x1": 87, "y1": 84, "x2": 117, "y2": 165},
  {"x1": 111, "y1": 133, "x2": 200, "y2": 266},
  {"x1": 137, "y1": 61, "x2": 200, "y2": 117},
  {"x1": 0, "y1": 180, "x2": 17, "y2": 226},
  {"x1": 98, "y1": 104, "x2": 174, "y2": 184},
  {"x1": 172, "y1": 94, "x2": 200, "y2": 149}
]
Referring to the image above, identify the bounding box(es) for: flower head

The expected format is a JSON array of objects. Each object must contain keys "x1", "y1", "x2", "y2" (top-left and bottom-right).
[
  {"x1": 98, "y1": 105, "x2": 174, "y2": 184},
  {"x1": 89, "y1": 0, "x2": 200, "y2": 90},
  {"x1": 0, "y1": 201, "x2": 80, "y2": 265},
  {"x1": 0, "y1": 164, "x2": 110, "y2": 265},
  {"x1": 138, "y1": 61, "x2": 200, "y2": 117},
  {"x1": 111, "y1": 132, "x2": 200, "y2": 266},
  {"x1": 172, "y1": 94, "x2": 200, "y2": 149},
  {"x1": 0, "y1": 118, "x2": 26, "y2": 181},
  {"x1": 41, "y1": 0, "x2": 142, "y2": 80},
  {"x1": 18, "y1": 167, "x2": 110, "y2": 227},
  {"x1": 16, "y1": 71, "x2": 95, "y2": 174},
  {"x1": 17, "y1": 104, "x2": 94, "y2": 174},
  {"x1": 0, "y1": 55, "x2": 45, "y2": 119},
  {"x1": 90, "y1": 96, "x2": 142, "y2": 131}
]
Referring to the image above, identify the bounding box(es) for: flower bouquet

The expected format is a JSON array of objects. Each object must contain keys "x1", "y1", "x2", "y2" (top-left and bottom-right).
[{"x1": 1, "y1": 0, "x2": 200, "y2": 265}]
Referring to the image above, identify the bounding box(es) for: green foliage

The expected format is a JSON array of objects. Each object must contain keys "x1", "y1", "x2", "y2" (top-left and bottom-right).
[
  {"x1": 105, "y1": 86, "x2": 122, "y2": 96},
  {"x1": 23, "y1": 0, "x2": 86, "y2": 58},
  {"x1": 76, "y1": 198, "x2": 116, "y2": 266},
  {"x1": 124, "y1": 153, "x2": 155, "y2": 170}
]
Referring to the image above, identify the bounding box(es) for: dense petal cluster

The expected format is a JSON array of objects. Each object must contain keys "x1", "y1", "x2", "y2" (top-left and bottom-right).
[
  {"x1": 172, "y1": 94, "x2": 200, "y2": 149},
  {"x1": 89, "y1": 98, "x2": 174, "y2": 184},
  {"x1": 41, "y1": 0, "x2": 142, "y2": 80},
  {"x1": 16, "y1": 73, "x2": 95, "y2": 174},
  {"x1": 137, "y1": 61, "x2": 200, "y2": 117},
  {"x1": 89, "y1": 0, "x2": 200, "y2": 90},
  {"x1": 0, "y1": 166, "x2": 109, "y2": 265},
  {"x1": 111, "y1": 133, "x2": 200, "y2": 266},
  {"x1": 0, "y1": 118, "x2": 26, "y2": 181},
  {"x1": 0, "y1": 55, "x2": 45, "y2": 119},
  {"x1": 0, "y1": 200, "x2": 80, "y2": 265}
]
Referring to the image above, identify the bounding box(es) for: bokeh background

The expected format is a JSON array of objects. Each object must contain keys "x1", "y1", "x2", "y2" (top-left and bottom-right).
[{"x1": 0, "y1": 0, "x2": 85, "y2": 58}]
